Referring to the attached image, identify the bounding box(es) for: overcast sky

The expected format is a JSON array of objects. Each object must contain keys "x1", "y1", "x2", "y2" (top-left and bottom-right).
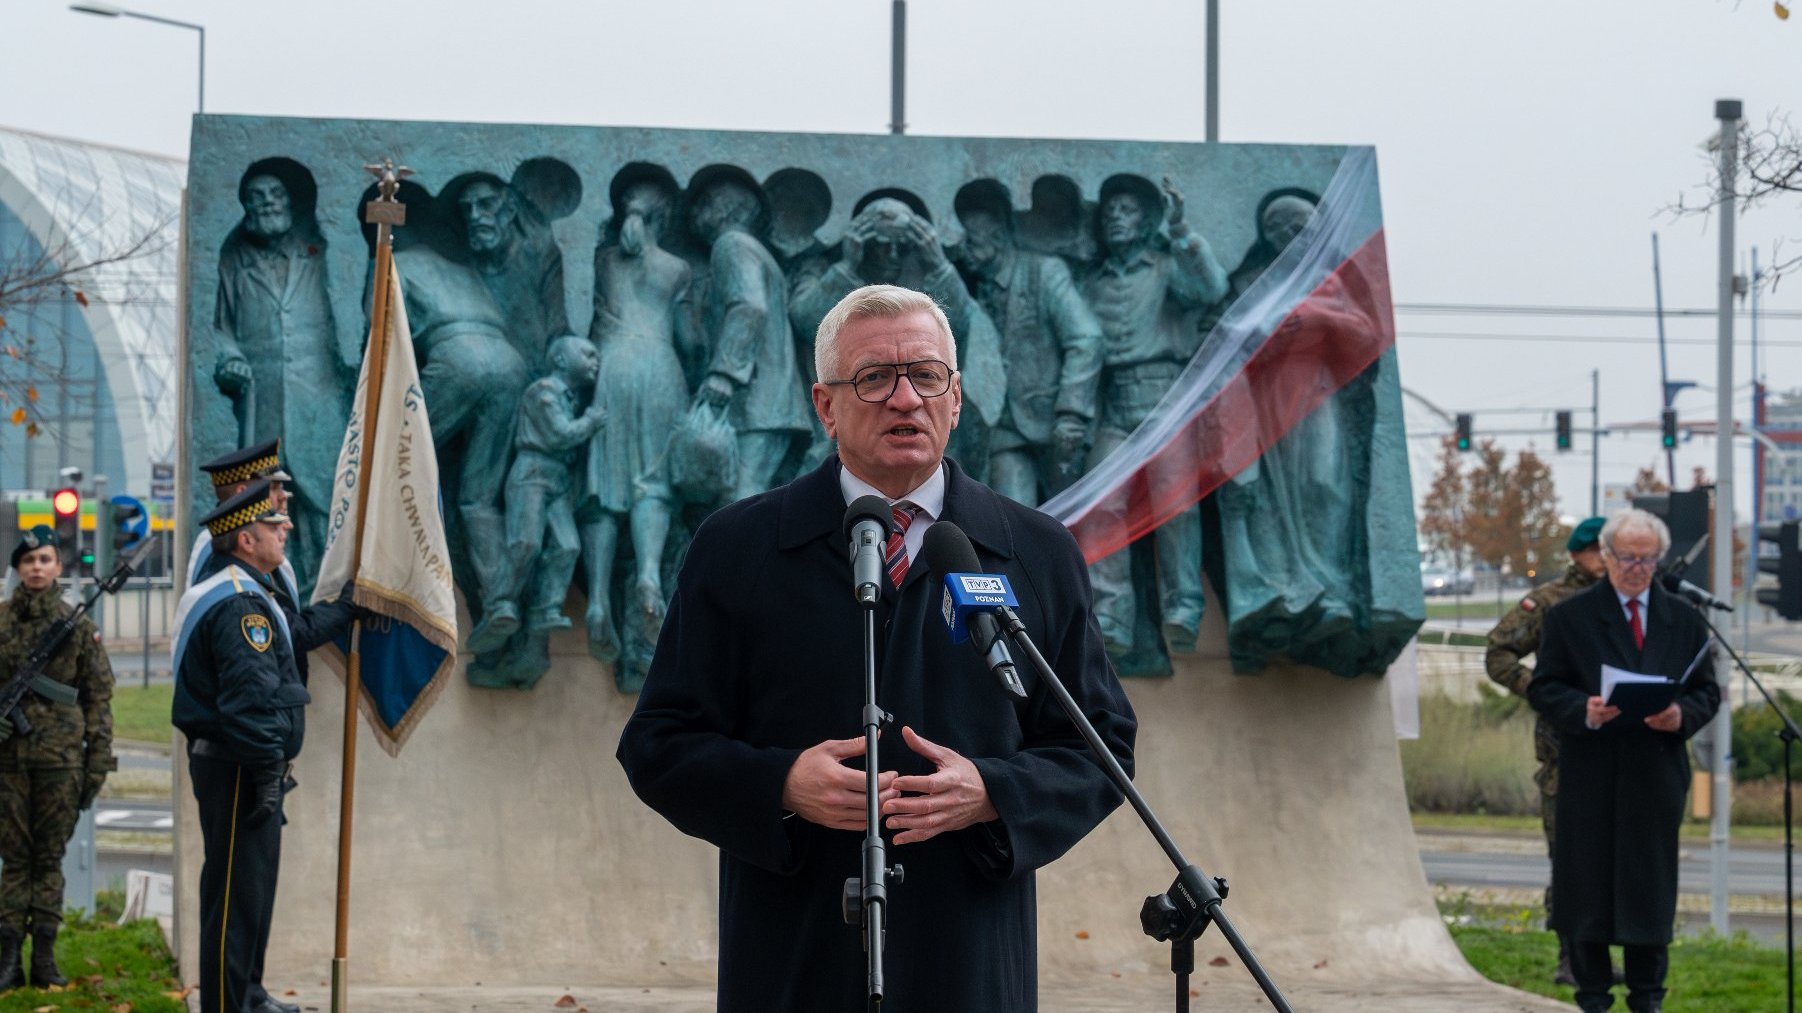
[{"x1": 5, "y1": 0, "x2": 1800, "y2": 522}]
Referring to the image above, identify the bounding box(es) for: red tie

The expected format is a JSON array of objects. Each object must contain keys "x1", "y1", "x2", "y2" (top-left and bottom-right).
[
  {"x1": 1627, "y1": 598, "x2": 1645, "y2": 651},
  {"x1": 886, "y1": 504, "x2": 916, "y2": 588}
]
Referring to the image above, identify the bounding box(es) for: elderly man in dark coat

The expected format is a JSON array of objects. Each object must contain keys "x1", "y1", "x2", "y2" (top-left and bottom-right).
[
  {"x1": 1528, "y1": 508, "x2": 1721, "y2": 1013},
  {"x1": 618, "y1": 283, "x2": 1135, "y2": 1012}
]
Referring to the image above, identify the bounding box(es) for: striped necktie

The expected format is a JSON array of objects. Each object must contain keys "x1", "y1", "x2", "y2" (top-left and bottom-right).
[{"x1": 886, "y1": 503, "x2": 917, "y2": 588}]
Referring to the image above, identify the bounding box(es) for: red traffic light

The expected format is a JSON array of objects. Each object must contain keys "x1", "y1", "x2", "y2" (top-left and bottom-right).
[{"x1": 51, "y1": 488, "x2": 80, "y2": 517}]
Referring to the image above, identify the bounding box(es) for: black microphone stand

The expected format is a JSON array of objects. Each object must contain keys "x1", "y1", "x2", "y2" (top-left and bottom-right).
[
  {"x1": 1681, "y1": 600, "x2": 1797, "y2": 1013},
  {"x1": 992, "y1": 605, "x2": 1294, "y2": 1013},
  {"x1": 843, "y1": 578, "x2": 901, "y2": 1009}
]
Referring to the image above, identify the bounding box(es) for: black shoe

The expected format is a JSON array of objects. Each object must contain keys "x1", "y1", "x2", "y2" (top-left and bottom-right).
[
  {"x1": 0, "y1": 926, "x2": 22, "y2": 991},
  {"x1": 28, "y1": 926, "x2": 64, "y2": 988},
  {"x1": 253, "y1": 999, "x2": 301, "y2": 1013}
]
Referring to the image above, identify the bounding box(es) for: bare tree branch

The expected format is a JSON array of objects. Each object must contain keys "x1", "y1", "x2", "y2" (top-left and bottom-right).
[{"x1": 0, "y1": 196, "x2": 177, "y2": 441}]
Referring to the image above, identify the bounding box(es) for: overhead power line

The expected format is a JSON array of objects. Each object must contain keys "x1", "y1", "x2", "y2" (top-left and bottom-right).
[
  {"x1": 1398, "y1": 331, "x2": 1802, "y2": 349},
  {"x1": 1396, "y1": 302, "x2": 1802, "y2": 321}
]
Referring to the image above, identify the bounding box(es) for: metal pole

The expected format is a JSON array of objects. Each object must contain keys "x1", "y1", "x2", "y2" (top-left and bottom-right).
[
  {"x1": 1747, "y1": 248, "x2": 1761, "y2": 659},
  {"x1": 110, "y1": 10, "x2": 207, "y2": 112},
  {"x1": 140, "y1": 569, "x2": 150, "y2": 690},
  {"x1": 1653, "y1": 233, "x2": 1676, "y2": 487},
  {"x1": 1710, "y1": 97, "x2": 1743, "y2": 936},
  {"x1": 92, "y1": 474, "x2": 106, "y2": 635},
  {"x1": 889, "y1": 1, "x2": 906, "y2": 135},
  {"x1": 1205, "y1": 0, "x2": 1220, "y2": 142},
  {"x1": 1591, "y1": 369, "x2": 1600, "y2": 516}
]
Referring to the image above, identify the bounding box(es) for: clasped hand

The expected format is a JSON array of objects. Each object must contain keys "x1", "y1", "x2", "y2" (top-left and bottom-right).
[{"x1": 781, "y1": 726, "x2": 996, "y2": 845}]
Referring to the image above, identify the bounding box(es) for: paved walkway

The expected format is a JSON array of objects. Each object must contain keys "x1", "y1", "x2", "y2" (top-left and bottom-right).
[{"x1": 262, "y1": 973, "x2": 1573, "y2": 1011}]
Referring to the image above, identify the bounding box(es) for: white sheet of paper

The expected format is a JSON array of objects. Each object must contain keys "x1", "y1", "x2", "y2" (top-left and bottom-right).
[{"x1": 1602, "y1": 663, "x2": 1672, "y2": 704}]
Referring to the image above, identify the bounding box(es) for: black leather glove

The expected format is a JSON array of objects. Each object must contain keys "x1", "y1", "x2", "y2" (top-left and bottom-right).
[{"x1": 244, "y1": 762, "x2": 286, "y2": 828}]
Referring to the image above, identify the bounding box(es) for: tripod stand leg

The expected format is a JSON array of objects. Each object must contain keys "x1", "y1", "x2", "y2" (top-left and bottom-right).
[{"x1": 1173, "y1": 936, "x2": 1194, "y2": 1013}]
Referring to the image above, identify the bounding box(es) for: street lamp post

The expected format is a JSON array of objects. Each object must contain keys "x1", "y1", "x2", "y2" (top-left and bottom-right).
[{"x1": 70, "y1": 3, "x2": 205, "y2": 112}]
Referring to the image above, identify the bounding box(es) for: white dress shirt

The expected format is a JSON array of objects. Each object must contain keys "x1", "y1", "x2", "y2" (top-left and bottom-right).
[{"x1": 839, "y1": 463, "x2": 947, "y2": 568}]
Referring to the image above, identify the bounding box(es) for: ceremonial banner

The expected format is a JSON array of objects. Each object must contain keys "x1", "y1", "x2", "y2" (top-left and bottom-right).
[
  {"x1": 1039, "y1": 148, "x2": 1394, "y2": 564},
  {"x1": 312, "y1": 258, "x2": 457, "y2": 755}
]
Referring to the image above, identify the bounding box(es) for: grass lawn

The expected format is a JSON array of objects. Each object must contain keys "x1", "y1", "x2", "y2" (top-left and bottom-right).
[
  {"x1": 1412, "y1": 810, "x2": 1791, "y2": 845},
  {"x1": 1452, "y1": 918, "x2": 1788, "y2": 1012},
  {"x1": 109, "y1": 684, "x2": 172, "y2": 747},
  {"x1": 1425, "y1": 599, "x2": 1508, "y2": 622},
  {"x1": 0, "y1": 893, "x2": 185, "y2": 1012}
]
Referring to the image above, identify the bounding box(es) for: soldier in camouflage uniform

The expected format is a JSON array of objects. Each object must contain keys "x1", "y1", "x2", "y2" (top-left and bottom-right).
[
  {"x1": 1485, "y1": 515, "x2": 1605, "y2": 986},
  {"x1": 0, "y1": 526, "x2": 115, "y2": 990}
]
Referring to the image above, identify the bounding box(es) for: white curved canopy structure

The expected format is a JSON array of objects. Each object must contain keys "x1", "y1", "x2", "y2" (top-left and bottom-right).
[{"x1": 0, "y1": 125, "x2": 183, "y2": 492}]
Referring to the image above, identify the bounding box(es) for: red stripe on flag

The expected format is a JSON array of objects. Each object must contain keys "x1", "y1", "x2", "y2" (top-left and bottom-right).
[{"x1": 1068, "y1": 229, "x2": 1396, "y2": 563}]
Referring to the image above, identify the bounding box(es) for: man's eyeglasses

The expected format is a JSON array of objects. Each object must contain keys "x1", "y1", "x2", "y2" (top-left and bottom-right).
[
  {"x1": 825, "y1": 360, "x2": 955, "y2": 403},
  {"x1": 1611, "y1": 553, "x2": 1661, "y2": 571}
]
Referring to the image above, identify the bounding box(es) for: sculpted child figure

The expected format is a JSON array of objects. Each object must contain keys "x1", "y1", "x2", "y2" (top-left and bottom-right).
[{"x1": 475, "y1": 335, "x2": 606, "y2": 652}]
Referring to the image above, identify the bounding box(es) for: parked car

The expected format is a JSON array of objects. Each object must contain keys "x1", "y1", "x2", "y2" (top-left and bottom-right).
[{"x1": 1420, "y1": 566, "x2": 1474, "y2": 596}]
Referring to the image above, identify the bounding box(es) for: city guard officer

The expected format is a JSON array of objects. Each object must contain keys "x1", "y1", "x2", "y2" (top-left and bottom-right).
[{"x1": 173, "y1": 481, "x2": 307, "y2": 1013}]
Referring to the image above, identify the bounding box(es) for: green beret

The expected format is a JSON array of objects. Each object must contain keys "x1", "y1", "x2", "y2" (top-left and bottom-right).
[
  {"x1": 1568, "y1": 516, "x2": 1605, "y2": 553},
  {"x1": 11, "y1": 525, "x2": 58, "y2": 567}
]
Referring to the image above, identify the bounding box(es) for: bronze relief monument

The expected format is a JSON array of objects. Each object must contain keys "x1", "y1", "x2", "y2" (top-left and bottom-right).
[{"x1": 185, "y1": 119, "x2": 1422, "y2": 690}]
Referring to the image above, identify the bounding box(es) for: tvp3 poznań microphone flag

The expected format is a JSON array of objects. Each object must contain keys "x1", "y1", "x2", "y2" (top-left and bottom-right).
[
  {"x1": 1039, "y1": 148, "x2": 1394, "y2": 564},
  {"x1": 312, "y1": 258, "x2": 459, "y2": 757}
]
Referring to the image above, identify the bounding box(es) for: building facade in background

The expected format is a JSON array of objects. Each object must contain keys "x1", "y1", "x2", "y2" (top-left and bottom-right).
[{"x1": 0, "y1": 125, "x2": 183, "y2": 496}]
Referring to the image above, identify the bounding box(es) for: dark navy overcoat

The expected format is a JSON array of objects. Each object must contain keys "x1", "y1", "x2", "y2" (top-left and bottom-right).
[
  {"x1": 619, "y1": 457, "x2": 1136, "y2": 1011},
  {"x1": 1528, "y1": 578, "x2": 1721, "y2": 946}
]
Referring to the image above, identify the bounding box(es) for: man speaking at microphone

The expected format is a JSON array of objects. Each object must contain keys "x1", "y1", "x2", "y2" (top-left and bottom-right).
[{"x1": 618, "y1": 283, "x2": 1136, "y2": 1011}]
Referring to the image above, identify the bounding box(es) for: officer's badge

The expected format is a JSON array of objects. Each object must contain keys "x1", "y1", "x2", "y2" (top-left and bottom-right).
[{"x1": 242, "y1": 614, "x2": 273, "y2": 653}]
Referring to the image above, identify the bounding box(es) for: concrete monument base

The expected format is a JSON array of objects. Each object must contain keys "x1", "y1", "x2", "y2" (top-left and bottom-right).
[
  {"x1": 250, "y1": 975, "x2": 1573, "y2": 1012},
  {"x1": 175, "y1": 597, "x2": 1558, "y2": 1008}
]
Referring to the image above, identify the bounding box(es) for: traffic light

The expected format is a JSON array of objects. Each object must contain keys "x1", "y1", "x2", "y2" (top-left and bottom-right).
[
  {"x1": 1757, "y1": 520, "x2": 1802, "y2": 621},
  {"x1": 50, "y1": 487, "x2": 79, "y2": 566},
  {"x1": 95, "y1": 495, "x2": 147, "y2": 580},
  {"x1": 109, "y1": 496, "x2": 145, "y2": 554},
  {"x1": 1554, "y1": 410, "x2": 1573, "y2": 451},
  {"x1": 1455, "y1": 413, "x2": 1473, "y2": 452},
  {"x1": 1661, "y1": 407, "x2": 1678, "y2": 449}
]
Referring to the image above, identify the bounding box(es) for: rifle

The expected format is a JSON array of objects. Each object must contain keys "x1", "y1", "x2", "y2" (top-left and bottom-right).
[{"x1": 0, "y1": 535, "x2": 158, "y2": 738}]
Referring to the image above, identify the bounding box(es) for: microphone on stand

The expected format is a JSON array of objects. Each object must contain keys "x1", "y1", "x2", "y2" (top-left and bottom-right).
[
  {"x1": 1659, "y1": 572, "x2": 1733, "y2": 612},
  {"x1": 844, "y1": 495, "x2": 893, "y2": 606},
  {"x1": 922, "y1": 522, "x2": 1027, "y2": 699}
]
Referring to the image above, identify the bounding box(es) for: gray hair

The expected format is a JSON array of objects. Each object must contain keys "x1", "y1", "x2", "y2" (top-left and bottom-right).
[
  {"x1": 1601, "y1": 508, "x2": 1671, "y2": 559},
  {"x1": 813, "y1": 284, "x2": 958, "y2": 382}
]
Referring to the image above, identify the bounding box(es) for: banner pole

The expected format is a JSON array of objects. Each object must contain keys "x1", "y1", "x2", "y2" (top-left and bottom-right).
[{"x1": 332, "y1": 160, "x2": 409, "y2": 1013}]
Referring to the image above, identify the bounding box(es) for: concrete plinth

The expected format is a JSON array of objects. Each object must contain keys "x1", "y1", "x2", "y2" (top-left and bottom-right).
[
  {"x1": 175, "y1": 602, "x2": 1557, "y2": 1007},
  {"x1": 257, "y1": 976, "x2": 1574, "y2": 1012}
]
